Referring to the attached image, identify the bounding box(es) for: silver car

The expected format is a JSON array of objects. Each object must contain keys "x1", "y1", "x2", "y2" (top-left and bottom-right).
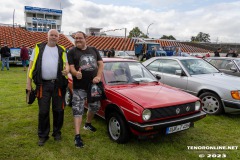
[
  {"x1": 205, "y1": 57, "x2": 240, "y2": 77},
  {"x1": 115, "y1": 51, "x2": 137, "y2": 60},
  {"x1": 143, "y1": 57, "x2": 240, "y2": 115}
]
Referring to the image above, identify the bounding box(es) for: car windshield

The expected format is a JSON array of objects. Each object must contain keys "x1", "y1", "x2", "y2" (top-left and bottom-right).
[
  {"x1": 103, "y1": 61, "x2": 157, "y2": 84},
  {"x1": 235, "y1": 59, "x2": 240, "y2": 67},
  {"x1": 180, "y1": 59, "x2": 220, "y2": 75}
]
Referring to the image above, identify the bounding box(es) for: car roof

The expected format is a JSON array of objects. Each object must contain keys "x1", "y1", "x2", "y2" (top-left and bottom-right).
[
  {"x1": 149, "y1": 56, "x2": 199, "y2": 60},
  {"x1": 205, "y1": 57, "x2": 240, "y2": 60},
  {"x1": 102, "y1": 58, "x2": 136, "y2": 62}
]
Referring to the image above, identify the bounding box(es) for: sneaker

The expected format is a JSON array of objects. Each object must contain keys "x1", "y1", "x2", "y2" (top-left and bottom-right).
[
  {"x1": 83, "y1": 123, "x2": 96, "y2": 132},
  {"x1": 38, "y1": 137, "x2": 49, "y2": 146},
  {"x1": 75, "y1": 135, "x2": 84, "y2": 148},
  {"x1": 54, "y1": 134, "x2": 62, "y2": 141}
]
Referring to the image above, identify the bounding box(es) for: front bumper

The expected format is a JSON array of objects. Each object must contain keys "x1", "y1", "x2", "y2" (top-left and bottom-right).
[
  {"x1": 128, "y1": 111, "x2": 206, "y2": 134},
  {"x1": 223, "y1": 100, "x2": 240, "y2": 114}
]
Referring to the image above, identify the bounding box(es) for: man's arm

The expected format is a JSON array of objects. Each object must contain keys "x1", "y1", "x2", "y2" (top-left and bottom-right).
[
  {"x1": 93, "y1": 60, "x2": 104, "y2": 83},
  {"x1": 26, "y1": 61, "x2": 33, "y2": 91},
  {"x1": 69, "y1": 64, "x2": 82, "y2": 79}
]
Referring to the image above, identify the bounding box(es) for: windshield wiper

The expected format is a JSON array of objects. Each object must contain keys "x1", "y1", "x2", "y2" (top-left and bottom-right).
[
  {"x1": 131, "y1": 80, "x2": 157, "y2": 84},
  {"x1": 108, "y1": 80, "x2": 128, "y2": 83}
]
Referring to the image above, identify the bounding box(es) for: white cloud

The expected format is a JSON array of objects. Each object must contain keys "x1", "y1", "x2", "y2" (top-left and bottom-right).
[{"x1": 0, "y1": 0, "x2": 240, "y2": 42}]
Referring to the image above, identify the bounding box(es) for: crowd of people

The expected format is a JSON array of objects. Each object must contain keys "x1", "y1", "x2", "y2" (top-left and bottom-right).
[
  {"x1": 102, "y1": 48, "x2": 115, "y2": 57},
  {"x1": 0, "y1": 45, "x2": 33, "y2": 71}
]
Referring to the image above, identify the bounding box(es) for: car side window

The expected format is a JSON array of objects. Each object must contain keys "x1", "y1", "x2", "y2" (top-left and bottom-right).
[
  {"x1": 146, "y1": 60, "x2": 160, "y2": 72},
  {"x1": 218, "y1": 60, "x2": 232, "y2": 70},
  {"x1": 224, "y1": 61, "x2": 235, "y2": 70},
  {"x1": 160, "y1": 59, "x2": 181, "y2": 75},
  {"x1": 210, "y1": 59, "x2": 232, "y2": 70}
]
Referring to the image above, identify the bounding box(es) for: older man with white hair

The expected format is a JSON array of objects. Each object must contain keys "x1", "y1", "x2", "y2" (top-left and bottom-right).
[{"x1": 26, "y1": 29, "x2": 69, "y2": 146}]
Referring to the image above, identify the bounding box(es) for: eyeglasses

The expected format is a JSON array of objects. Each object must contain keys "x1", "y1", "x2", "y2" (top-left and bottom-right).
[{"x1": 75, "y1": 37, "x2": 85, "y2": 40}]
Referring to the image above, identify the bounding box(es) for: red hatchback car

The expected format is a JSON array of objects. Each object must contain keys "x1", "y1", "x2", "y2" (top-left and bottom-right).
[{"x1": 65, "y1": 58, "x2": 206, "y2": 143}]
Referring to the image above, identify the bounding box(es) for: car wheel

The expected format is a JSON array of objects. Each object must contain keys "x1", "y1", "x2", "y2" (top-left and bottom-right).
[
  {"x1": 107, "y1": 112, "x2": 130, "y2": 144},
  {"x1": 199, "y1": 92, "x2": 223, "y2": 115},
  {"x1": 65, "y1": 87, "x2": 72, "y2": 106}
]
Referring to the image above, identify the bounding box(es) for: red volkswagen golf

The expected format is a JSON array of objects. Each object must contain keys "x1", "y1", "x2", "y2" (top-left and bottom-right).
[{"x1": 65, "y1": 58, "x2": 206, "y2": 143}]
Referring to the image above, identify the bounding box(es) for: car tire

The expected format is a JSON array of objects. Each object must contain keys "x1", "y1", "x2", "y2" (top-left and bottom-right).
[
  {"x1": 199, "y1": 92, "x2": 224, "y2": 115},
  {"x1": 107, "y1": 112, "x2": 130, "y2": 144},
  {"x1": 65, "y1": 87, "x2": 72, "y2": 106}
]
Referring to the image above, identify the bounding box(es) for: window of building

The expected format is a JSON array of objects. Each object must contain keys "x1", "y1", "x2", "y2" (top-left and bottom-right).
[
  {"x1": 45, "y1": 14, "x2": 53, "y2": 19},
  {"x1": 37, "y1": 14, "x2": 44, "y2": 18}
]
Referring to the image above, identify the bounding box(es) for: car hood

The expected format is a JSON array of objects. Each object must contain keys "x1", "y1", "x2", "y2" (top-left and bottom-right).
[
  {"x1": 113, "y1": 84, "x2": 198, "y2": 109},
  {"x1": 192, "y1": 73, "x2": 240, "y2": 89}
]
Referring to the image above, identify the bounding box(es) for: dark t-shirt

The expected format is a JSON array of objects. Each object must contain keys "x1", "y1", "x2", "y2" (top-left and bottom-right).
[
  {"x1": 214, "y1": 51, "x2": 220, "y2": 57},
  {"x1": 67, "y1": 46, "x2": 103, "y2": 91}
]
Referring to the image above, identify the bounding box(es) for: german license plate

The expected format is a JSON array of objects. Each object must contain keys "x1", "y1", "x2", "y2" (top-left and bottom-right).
[{"x1": 166, "y1": 122, "x2": 190, "y2": 134}]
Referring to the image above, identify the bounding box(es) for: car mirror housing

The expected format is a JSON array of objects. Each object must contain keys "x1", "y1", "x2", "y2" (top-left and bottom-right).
[
  {"x1": 175, "y1": 70, "x2": 183, "y2": 76},
  {"x1": 155, "y1": 74, "x2": 161, "y2": 80}
]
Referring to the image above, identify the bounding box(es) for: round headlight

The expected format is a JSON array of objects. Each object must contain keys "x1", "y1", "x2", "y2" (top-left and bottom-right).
[
  {"x1": 195, "y1": 101, "x2": 201, "y2": 111},
  {"x1": 142, "y1": 109, "x2": 151, "y2": 121}
]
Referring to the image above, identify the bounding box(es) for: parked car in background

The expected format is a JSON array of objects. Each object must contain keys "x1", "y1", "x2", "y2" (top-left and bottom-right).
[
  {"x1": 143, "y1": 57, "x2": 240, "y2": 115},
  {"x1": 205, "y1": 57, "x2": 240, "y2": 77},
  {"x1": 190, "y1": 53, "x2": 204, "y2": 58},
  {"x1": 65, "y1": 58, "x2": 206, "y2": 143},
  {"x1": 115, "y1": 51, "x2": 137, "y2": 60}
]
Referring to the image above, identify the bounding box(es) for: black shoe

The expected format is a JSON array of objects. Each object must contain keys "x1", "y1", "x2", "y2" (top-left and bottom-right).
[
  {"x1": 83, "y1": 123, "x2": 96, "y2": 132},
  {"x1": 75, "y1": 135, "x2": 84, "y2": 148},
  {"x1": 38, "y1": 137, "x2": 49, "y2": 146},
  {"x1": 54, "y1": 135, "x2": 62, "y2": 141}
]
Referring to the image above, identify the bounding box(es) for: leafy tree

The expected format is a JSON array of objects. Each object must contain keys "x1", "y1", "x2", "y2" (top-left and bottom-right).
[
  {"x1": 191, "y1": 32, "x2": 210, "y2": 42},
  {"x1": 160, "y1": 35, "x2": 176, "y2": 40},
  {"x1": 128, "y1": 27, "x2": 148, "y2": 38}
]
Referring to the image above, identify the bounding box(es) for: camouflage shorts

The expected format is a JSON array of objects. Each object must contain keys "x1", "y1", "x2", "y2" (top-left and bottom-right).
[{"x1": 72, "y1": 89, "x2": 100, "y2": 117}]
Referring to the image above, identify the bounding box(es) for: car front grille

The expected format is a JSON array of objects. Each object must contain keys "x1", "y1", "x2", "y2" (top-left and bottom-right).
[{"x1": 150, "y1": 102, "x2": 196, "y2": 120}]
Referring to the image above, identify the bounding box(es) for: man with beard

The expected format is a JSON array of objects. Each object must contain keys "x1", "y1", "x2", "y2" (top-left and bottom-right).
[
  {"x1": 67, "y1": 31, "x2": 103, "y2": 148},
  {"x1": 26, "y1": 29, "x2": 69, "y2": 146}
]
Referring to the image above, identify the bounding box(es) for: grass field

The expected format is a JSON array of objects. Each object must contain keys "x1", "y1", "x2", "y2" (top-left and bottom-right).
[{"x1": 0, "y1": 65, "x2": 239, "y2": 160}]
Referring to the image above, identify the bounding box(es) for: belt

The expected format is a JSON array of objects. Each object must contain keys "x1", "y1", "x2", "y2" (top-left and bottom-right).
[{"x1": 42, "y1": 79, "x2": 56, "y2": 83}]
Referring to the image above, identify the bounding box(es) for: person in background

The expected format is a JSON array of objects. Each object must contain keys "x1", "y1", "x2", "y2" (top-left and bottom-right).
[
  {"x1": 151, "y1": 46, "x2": 157, "y2": 57},
  {"x1": 110, "y1": 48, "x2": 115, "y2": 57},
  {"x1": 26, "y1": 29, "x2": 69, "y2": 146},
  {"x1": 226, "y1": 48, "x2": 233, "y2": 57},
  {"x1": 140, "y1": 44, "x2": 147, "y2": 61},
  {"x1": 232, "y1": 50, "x2": 238, "y2": 57},
  {"x1": 67, "y1": 31, "x2": 103, "y2": 148},
  {"x1": 206, "y1": 52, "x2": 210, "y2": 57},
  {"x1": 0, "y1": 45, "x2": 11, "y2": 71},
  {"x1": 20, "y1": 44, "x2": 29, "y2": 71},
  {"x1": 214, "y1": 48, "x2": 221, "y2": 57},
  {"x1": 173, "y1": 47, "x2": 182, "y2": 56}
]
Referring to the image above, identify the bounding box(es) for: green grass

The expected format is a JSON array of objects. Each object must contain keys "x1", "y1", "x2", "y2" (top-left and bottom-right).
[{"x1": 0, "y1": 64, "x2": 240, "y2": 160}]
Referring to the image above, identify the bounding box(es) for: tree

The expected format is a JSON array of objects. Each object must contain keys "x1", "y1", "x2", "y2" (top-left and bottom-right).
[
  {"x1": 191, "y1": 32, "x2": 210, "y2": 42},
  {"x1": 128, "y1": 27, "x2": 148, "y2": 38},
  {"x1": 160, "y1": 35, "x2": 176, "y2": 40}
]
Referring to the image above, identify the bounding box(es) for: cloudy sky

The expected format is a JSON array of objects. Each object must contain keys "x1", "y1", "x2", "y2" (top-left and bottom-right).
[{"x1": 1, "y1": 0, "x2": 240, "y2": 43}]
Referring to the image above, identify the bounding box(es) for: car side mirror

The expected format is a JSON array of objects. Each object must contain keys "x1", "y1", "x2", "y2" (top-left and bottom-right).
[
  {"x1": 155, "y1": 74, "x2": 161, "y2": 80},
  {"x1": 230, "y1": 67, "x2": 237, "y2": 72},
  {"x1": 175, "y1": 70, "x2": 183, "y2": 76}
]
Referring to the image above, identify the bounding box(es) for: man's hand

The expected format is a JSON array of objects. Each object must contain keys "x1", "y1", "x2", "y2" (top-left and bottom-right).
[
  {"x1": 61, "y1": 66, "x2": 69, "y2": 76},
  {"x1": 93, "y1": 76, "x2": 101, "y2": 84},
  {"x1": 76, "y1": 68, "x2": 82, "y2": 79},
  {"x1": 26, "y1": 82, "x2": 32, "y2": 92}
]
